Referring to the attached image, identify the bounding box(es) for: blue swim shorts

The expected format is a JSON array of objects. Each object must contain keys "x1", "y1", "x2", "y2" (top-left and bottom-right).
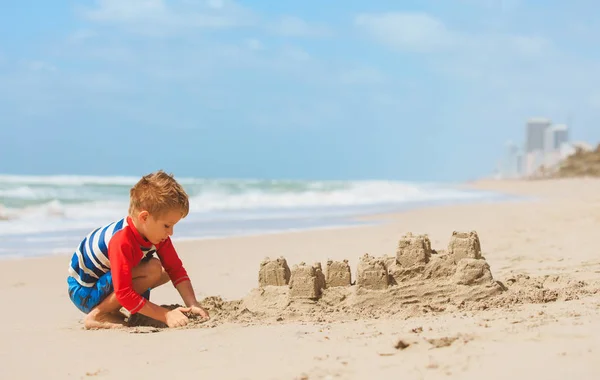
[
  {"x1": 67, "y1": 272, "x2": 114, "y2": 314},
  {"x1": 67, "y1": 273, "x2": 152, "y2": 314}
]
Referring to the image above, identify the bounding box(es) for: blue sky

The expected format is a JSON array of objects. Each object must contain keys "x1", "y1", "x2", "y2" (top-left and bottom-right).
[{"x1": 1, "y1": 0, "x2": 600, "y2": 182}]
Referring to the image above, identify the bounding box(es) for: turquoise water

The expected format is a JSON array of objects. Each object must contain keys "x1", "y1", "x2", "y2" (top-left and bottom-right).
[{"x1": 0, "y1": 174, "x2": 511, "y2": 258}]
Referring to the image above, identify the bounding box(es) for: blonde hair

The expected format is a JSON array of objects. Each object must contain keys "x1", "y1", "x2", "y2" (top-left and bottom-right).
[{"x1": 128, "y1": 170, "x2": 189, "y2": 218}]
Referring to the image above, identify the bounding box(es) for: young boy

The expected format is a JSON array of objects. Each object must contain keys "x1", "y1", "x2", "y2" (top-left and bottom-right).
[{"x1": 66, "y1": 170, "x2": 209, "y2": 329}]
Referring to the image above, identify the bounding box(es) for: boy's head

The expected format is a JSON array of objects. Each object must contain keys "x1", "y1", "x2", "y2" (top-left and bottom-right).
[{"x1": 129, "y1": 170, "x2": 190, "y2": 244}]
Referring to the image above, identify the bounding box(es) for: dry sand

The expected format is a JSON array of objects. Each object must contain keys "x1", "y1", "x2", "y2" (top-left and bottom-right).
[{"x1": 1, "y1": 178, "x2": 600, "y2": 379}]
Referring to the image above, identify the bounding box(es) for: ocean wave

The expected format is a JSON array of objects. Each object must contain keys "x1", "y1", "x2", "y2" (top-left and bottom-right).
[
  {"x1": 0, "y1": 176, "x2": 487, "y2": 213},
  {"x1": 0, "y1": 174, "x2": 140, "y2": 186},
  {"x1": 187, "y1": 181, "x2": 483, "y2": 212},
  {"x1": 0, "y1": 174, "x2": 501, "y2": 238}
]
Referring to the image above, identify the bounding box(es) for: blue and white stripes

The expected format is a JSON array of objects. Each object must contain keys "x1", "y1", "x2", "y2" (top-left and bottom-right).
[{"x1": 68, "y1": 218, "x2": 127, "y2": 287}]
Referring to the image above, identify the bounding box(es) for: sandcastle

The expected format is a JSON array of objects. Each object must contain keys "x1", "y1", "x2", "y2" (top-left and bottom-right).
[
  {"x1": 131, "y1": 229, "x2": 592, "y2": 330},
  {"x1": 325, "y1": 259, "x2": 352, "y2": 288},
  {"x1": 258, "y1": 256, "x2": 291, "y2": 287},
  {"x1": 396, "y1": 232, "x2": 432, "y2": 267},
  {"x1": 356, "y1": 254, "x2": 389, "y2": 290},
  {"x1": 130, "y1": 231, "x2": 503, "y2": 329},
  {"x1": 288, "y1": 262, "x2": 323, "y2": 299},
  {"x1": 256, "y1": 230, "x2": 499, "y2": 304},
  {"x1": 448, "y1": 230, "x2": 482, "y2": 263}
]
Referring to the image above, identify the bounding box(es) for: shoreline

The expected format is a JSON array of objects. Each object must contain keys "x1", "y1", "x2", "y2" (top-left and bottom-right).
[{"x1": 0, "y1": 182, "x2": 518, "y2": 261}]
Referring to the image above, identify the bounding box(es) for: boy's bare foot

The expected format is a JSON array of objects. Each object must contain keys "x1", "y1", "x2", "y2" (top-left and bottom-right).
[
  {"x1": 84, "y1": 310, "x2": 126, "y2": 330},
  {"x1": 110, "y1": 308, "x2": 129, "y2": 319}
]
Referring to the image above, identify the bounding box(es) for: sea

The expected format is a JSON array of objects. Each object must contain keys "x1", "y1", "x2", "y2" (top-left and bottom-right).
[{"x1": 0, "y1": 174, "x2": 513, "y2": 259}]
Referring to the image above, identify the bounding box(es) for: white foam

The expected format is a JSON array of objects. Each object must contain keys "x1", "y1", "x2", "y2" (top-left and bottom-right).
[
  {"x1": 0, "y1": 175, "x2": 502, "y2": 238},
  {"x1": 186, "y1": 181, "x2": 487, "y2": 212},
  {"x1": 0, "y1": 174, "x2": 140, "y2": 186}
]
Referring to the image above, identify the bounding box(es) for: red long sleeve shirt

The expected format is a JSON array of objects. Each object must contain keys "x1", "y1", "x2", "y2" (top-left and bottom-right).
[{"x1": 107, "y1": 216, "x2": 190, "y2": 314}]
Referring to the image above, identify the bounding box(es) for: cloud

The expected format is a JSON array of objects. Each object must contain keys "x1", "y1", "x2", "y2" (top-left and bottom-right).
[
  {"x1": 509, "y1": 35, "x2": 553, "y2": 58},
  {"x1": 280, "y1": 45, "x2": 311, "y2": 62},
  {"x1": 67, "y1": 29, "x2": 98, "y2": 44},
  {"x1": 355, "y1": 12, "x2": 454, "y2": 53},
  {"x1": 267, "y1": 16, "x2": 332, "y2": 37},
  {"x1": 353, "y1": 9, "x2": 600, "y2": 144},
  {"x1": 81, "y1": 0, "x2": 257, "y2": 34},
  {"x1": 82, "y1": 0, "x2": 331, "y2": 39},
  {"x1": 245, "y1": 38, "x2": 264, "y2": 51},
  {"x1": 205, "y1": 0, "x2": 225, "y2": 9},
  {"x1": 21, "y1": 60, "x2": 57, "y2": 72},
  {"x1": 458, "y1": 0, "x2": 521, "y2": 11},
  {"x1": 338, "y1": 67, "x2": 385, "y2": 85},
  {"x1": 355, "y1": 11, "x2": 552, "y2": 58},
  {"x1": 83, "y1": 0, "x2": 167, "y2": 23},
  {"x1": 353, "y1": 10, "x2": 558, "y2": 89}
]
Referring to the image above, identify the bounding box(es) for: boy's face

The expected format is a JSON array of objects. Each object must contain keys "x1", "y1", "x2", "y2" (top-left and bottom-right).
[{"x1": 136, "y1": 209, "x2": 183, "y2": 245}]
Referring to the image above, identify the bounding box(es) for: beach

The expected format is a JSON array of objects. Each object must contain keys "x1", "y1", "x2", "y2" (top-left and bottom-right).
[{"x1": 1, "y1": 177, "x2": 600, "y2": 379}]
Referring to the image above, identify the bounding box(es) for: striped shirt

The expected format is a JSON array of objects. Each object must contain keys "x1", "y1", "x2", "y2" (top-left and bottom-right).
[{"x1": 67, "y1": 216, "x2": 189, "y2": 314}]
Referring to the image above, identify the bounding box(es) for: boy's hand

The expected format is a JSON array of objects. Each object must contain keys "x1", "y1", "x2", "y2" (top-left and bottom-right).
[
  {"x1": 165, "y1": 307, "x2": 191, "y2": 328},
  {"x1": 190, "y1": 304, "x2": 210, "y2": 320}
]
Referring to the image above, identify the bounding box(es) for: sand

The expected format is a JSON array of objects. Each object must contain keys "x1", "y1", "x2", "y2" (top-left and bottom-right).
[{"x1": 1, "y1": 177, "x2": 600, "y2": 379}]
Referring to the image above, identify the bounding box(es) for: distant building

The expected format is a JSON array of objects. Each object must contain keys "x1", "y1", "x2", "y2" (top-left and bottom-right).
[
  {"x1": 516, "y1": 151, "x2": 523, "y2": 176},
  {"x1": 524, "y1": 150, "x2": 545, "y2": 176},
  {"x1": 544, "y1": 126, "x2": 555, "y2": 154},
  {"x1": 526, "y1": 118, "x2": 552, "y2": 153},
  {"x1": 503, "y1": 140, "x2": 520, "y2": 178},
  {"x1": 543, "y1": 124, "x2": 570, "y2": 168},
  {"x1": 494, "y1": 117, "x2": 575, "y2": 179},
  {"x1": 551, "y1": 124, "x2": 569, "y2": 150}
]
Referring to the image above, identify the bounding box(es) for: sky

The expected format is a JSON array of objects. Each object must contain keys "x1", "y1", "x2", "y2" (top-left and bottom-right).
[{"x1": 1, "y1": 0, "x2": 600, "y2": 182}]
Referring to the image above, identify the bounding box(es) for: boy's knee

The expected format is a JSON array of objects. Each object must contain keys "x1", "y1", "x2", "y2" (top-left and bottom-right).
[
  {"x1": 134, "y1": 258, "x2": 163, "y2": 282},
  {"x1": 146, "y1": 258, "x2": 163, "y2": 276},
  {"x1": 132, "y1": 257, "x2": 165, "y2": 286}
]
